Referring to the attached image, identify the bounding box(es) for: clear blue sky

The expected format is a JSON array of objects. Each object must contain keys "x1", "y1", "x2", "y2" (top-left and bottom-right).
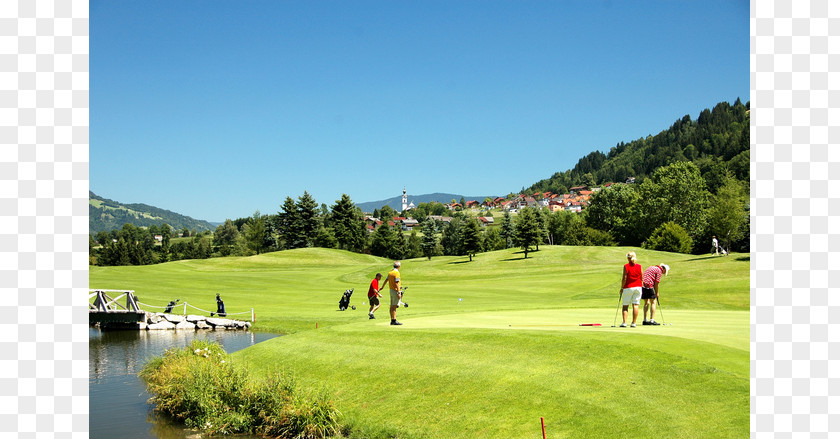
[{"x1": 91, "y1": 0, "x2": 748, "y2": 223}]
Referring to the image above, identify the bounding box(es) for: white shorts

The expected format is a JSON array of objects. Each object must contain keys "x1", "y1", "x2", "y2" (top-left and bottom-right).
[{"x1": 622, "y1": 287, "x2": 642, "y2": 306}]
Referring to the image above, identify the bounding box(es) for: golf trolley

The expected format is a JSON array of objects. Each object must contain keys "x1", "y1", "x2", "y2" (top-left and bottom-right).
[
  {"x1": 399, "y1": 287, "x2": 408, "y2": 307},
  {"x1": 338, "y1": 288, "x2": 355, "y2": 311}
]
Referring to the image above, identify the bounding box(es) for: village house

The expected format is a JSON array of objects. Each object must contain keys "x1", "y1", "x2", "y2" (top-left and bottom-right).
[
  {"x1": 400, "y1": 217, "x2": 419, "y2": 230},
  {"x1": 548, "y1": 201, "x2": 564, "y2": 213},
  {"x1": 564, "y1": 200, "x2": 583, "y2": 212}
]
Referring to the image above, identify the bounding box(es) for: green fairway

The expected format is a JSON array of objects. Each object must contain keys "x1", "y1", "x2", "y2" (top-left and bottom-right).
[{"x1": 90, "y1": 246, "x2": 749, "y2": 438}]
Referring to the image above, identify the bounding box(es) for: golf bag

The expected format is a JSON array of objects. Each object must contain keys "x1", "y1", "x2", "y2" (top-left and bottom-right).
[
  {"x1": 164, "y1": 299, "x2": 180, "y2": 313},
  {"x1": 211, "y1": 293, "x2": 226, "y2": 317},
  {"x1": 338, "y1": 288, "x2": 354, "y2": 311}
]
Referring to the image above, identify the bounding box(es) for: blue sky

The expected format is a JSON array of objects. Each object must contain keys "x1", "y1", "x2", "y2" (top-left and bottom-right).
[{"x1": 91, "y1": 0, "x2": 748, "y2": 223}]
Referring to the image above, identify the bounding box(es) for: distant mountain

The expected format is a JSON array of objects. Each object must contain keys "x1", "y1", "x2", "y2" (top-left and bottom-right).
[
  {"x1": 357, "y1": 193, "x2": 497, "y2": 213},
  {"x1": 89, "y1": 191, "x2": 218, "y2": 234}
]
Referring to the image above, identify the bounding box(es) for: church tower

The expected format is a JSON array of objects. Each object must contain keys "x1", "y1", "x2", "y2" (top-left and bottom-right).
[{"x1": 402, "y1": 187, "x2": 408, "y2": 212}]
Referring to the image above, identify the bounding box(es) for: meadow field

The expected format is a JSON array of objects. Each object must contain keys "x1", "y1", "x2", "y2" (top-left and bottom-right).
[{"x1": 90, "y1": 246, "x2": 749, "y2": 438}]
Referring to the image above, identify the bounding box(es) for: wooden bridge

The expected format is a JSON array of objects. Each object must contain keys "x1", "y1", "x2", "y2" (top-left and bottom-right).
[
  {"x1": 90, "y1": 289, "x2": 255, "y2": 330},
  {"x1": 89, "y1": 289, "x2": 147, "y2": 329}
]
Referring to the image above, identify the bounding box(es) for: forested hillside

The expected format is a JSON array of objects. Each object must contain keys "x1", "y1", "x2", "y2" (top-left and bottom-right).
[
  {"x1": 89, "y1": 192, "x2": 216, "y2": 234},
  {"x1": 524, "y1": 99, "x2": 749, "y2": 194}
]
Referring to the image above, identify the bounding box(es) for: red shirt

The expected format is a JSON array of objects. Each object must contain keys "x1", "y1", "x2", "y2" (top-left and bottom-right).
[
  {"x1": 643, "y1": 266, "x2": 663, "y2": 288},
  {"x1": 622, "y1": 263, "x2": 642, "y2": 288},
  {"x1": 368, "y1": 279, "x2": 381, "y2": 298}
]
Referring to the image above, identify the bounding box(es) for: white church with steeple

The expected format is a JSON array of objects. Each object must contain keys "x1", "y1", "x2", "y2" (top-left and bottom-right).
[{"x1": 401, "y1": 187, "x2": 415, "y2": 212}]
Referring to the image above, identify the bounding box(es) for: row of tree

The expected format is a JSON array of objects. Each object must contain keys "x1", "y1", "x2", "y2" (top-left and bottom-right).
[{"x1": 90, "y1": 158, "x2": 748, "y2": 267}]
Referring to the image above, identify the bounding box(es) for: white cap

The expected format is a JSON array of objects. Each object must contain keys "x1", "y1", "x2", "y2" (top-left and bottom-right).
[{"x1": 660, "y1": 264, "x2": 670, "y2": 276}]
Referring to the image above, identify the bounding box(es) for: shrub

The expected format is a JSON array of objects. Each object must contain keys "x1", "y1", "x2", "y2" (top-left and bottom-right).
[
  {"x1": 561, "y1": 220, "x2": 617, "y2": 246},
  {"x1": 643, "y1": 222, "x2": 693, "y2": 254},
  {"x1": 584, "y1": 227, "x2": 617, "y2": 246},
  {"x1": 139, "y1": 340, "x2": 342, "y2": 438}
]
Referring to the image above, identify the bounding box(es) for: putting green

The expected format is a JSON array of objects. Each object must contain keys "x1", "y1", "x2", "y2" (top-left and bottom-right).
[{"x1": 394, "y1": 308, "x2": 749, "y2": 351}]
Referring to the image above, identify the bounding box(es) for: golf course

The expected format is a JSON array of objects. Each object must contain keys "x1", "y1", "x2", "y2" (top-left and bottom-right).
[{"x1": 89, "y1": 246, "x2": 749, "y2": 438}]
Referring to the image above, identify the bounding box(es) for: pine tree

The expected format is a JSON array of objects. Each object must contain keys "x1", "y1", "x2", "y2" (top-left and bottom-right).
[
  {"x1": 500, "y1": 211, "x2": 515, "y2": 248},
  {"x1": 331, "y1": 194, "x2": 365, "y2": 251},
  {"x1": 370, "y1": 223, "x2": 393, "y2": 258},
  {"x1": 462, "y1": 217, "x2": 482, "y2": 261},
  {"x1": 277, "y1": 197, "x2": 298, "y2": 249},
  {"x1": 421, "y1": 219, "x2": 438, "y2": 260},
  {"x1": 296, "y1": 191, "x2": 320, "y2": 248},
  {"x1": 514, "y1": 207, "x2": 541, "y2": 258}
]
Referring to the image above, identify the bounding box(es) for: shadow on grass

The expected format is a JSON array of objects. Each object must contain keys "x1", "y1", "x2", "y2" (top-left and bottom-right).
[
  {"x1": 685, "y1": 255, "x2": 750, "y2": 262},
  {"x1": 447, "y1": 260, "x2": 472, "y2": 265},
  {"x1": 685, "y1": 255, "x2": 722, "y2": 262},
  {"x1": 501, "y1": 250, "x2": 540, "y2": 262}
]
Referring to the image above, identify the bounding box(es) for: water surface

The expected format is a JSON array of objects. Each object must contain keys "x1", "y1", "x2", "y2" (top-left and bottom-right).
[{"x1": 89, "y1": 328, "x2": 278, "y2": 439}]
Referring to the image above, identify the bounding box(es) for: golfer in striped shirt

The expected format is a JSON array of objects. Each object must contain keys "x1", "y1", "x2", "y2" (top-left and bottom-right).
[{"x1": 641, "y1": 264, "x2": 669, "y2": 325}]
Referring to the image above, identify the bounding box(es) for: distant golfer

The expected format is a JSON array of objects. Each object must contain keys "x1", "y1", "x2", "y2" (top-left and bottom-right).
[
  {"x1": 367, "y1": 273, "x2": 384, "y2": 319},
  {"x1": 712, "y1": 235, "x2": 719, "y2": 256},
  {"x1": 619, "y1": 252, "x2": 643, "y2": 327},
  {"x1": 641, "y1": 264, "x2": 669, "y2": 325},
  {"x1": 386, "y1": 261, "x2": 403, "y2": 326}
]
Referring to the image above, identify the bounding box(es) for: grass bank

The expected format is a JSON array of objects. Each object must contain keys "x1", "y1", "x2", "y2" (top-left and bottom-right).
[{"x1": 91, "y1": 246, "x2": 749, "y2": 438}]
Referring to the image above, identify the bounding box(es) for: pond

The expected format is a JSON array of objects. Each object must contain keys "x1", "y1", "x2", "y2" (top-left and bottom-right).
[{"x1": 89, "y1": 328, "x2": 278, "y2": 439}]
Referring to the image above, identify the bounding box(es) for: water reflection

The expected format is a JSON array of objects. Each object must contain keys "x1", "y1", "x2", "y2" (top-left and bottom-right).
[{"x1": 89, "y1": 328, "x2": 277, "y2": 439}]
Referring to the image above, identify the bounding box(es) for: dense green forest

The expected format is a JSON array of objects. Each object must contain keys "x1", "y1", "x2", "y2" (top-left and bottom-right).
[
  {"x1": 523, "y1": 99, "x2": 749, "y2": 195},
  {"x1": 89, "y1": 192, "x2": 216, "y2": 234}
]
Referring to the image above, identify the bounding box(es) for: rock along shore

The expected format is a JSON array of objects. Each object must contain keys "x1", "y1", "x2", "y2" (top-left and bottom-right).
[{"x1": 141, "y1": 312, "x2": 251, "y2": 331}]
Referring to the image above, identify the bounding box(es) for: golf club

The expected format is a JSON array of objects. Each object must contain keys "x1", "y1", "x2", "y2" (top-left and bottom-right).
[
  {"x1": 656, "y1": 297, "x2": 671, "y2": 325},
  {"x1": 611, "y1": 292, "x2": 622, "y2": 327}
]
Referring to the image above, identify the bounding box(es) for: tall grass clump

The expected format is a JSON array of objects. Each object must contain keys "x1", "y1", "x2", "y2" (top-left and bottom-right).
[{"x1": 139, "y1": 340, "x2": 342, "y2": 438}]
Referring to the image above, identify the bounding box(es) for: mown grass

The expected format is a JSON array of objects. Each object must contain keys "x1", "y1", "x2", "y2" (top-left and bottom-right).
[{"x1": 91, "y1": 245, "x2": 749, "y2": 438}]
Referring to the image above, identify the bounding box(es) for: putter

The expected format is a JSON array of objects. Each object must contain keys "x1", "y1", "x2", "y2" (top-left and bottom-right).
[
  {"x1": 611, "y1": 292, "x2": 622, "y2": 327},
  {"x1": 656, "y1": 297, "x2": 670, "y2": 325}
]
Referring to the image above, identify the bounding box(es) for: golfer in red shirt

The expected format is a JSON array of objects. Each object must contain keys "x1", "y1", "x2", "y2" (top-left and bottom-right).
[
  {"x1": 619, "y1": 251, "x2": 643, "y2": 327},
  {"x1": 367, "y1": 273, "x2": 384, "y2": 319}
]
